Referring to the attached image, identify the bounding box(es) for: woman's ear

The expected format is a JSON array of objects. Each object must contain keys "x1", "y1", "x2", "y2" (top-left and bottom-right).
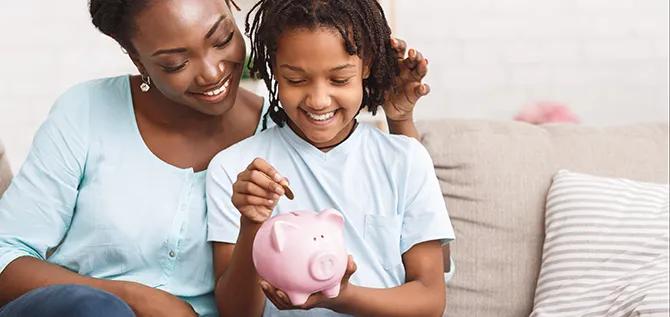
[{"x1": 129, "y1": 52, "x2": 149, "y2": 76}]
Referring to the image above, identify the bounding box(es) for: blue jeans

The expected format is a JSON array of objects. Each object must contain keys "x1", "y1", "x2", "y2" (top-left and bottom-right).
[{"x1": 0, "y1": 284, "x2": 135, "y2": 317}]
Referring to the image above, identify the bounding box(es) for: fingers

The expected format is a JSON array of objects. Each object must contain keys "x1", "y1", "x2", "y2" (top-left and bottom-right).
[
  {"x1": 415, "y1": 83, "x2": 431, "y2": 97},
  {"x1": 391, "y1": 37, "x2": 407, "y2": 59},
  {"x1": 343, "y1": 255, "x2": 358, "y2": 281},
  {"x1": 235, "y1": 158, "x2": 287, "y2": 201},
  {"x1": 260, "y1": 280, "x2": 293, "y2": 310},
  {"x1": 233, "y1": 176, "x2": 280, "y2": 201},
  {"x1": 247, "y1": 157, "x2": 289, "y2": 187},
  {"x1": 232, "y1": 158, "x2": 289, "y2": 222},
  {"x1": 402, "y1": 49, "x2": 428, "y2": 82},
  {"x1": 243, "y1": 170, "x2": 285, "y2": 196},
  {"x1": 232, "y1": 194, "x2": 275, "y2": 210}
]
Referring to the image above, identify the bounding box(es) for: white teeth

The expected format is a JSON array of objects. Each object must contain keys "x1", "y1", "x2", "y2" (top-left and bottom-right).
[
  {"x1": 202, "y1": 79, "x2": 230, "y2": 96},
  {"x1": 306, "y1": 110, "x2": 335, "y2": 121}
]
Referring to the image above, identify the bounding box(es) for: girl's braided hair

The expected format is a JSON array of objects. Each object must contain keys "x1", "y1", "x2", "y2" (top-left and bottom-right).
[{"x1": 246, "y1": 0, "x2": 399, "y2": 127}]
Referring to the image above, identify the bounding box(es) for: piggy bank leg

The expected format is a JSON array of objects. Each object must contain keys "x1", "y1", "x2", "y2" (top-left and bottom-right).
[
  {"x1": 321, "y1": 284, "x2": 341, "y2": 298},
  {"x1": 286, "y1": 292, "x2": 311, "y2": 306}
]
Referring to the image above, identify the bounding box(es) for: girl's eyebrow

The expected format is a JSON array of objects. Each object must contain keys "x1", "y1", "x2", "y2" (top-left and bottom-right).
[
  {"x1": 279, "y1": 64, "x2": 304, "y2": 72},
  {"x1": 330, "y1": 64, "x2": 356, "y2": 71},
  {"x1": 151, "y1": 15, "x2": 228, "y2": 57},
  {"x1": 279, "y1": 64, "x2": 356, "y2": 72}
]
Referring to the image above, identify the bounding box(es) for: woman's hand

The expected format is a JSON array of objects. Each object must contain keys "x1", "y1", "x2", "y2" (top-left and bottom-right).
[
  {"x1": 232, "y1": 158, "x2": 288, "y2": 224},
  {"x1": 120, "y1": 281, "x2": 197, "y2": 317},
  {"x1": 383, "y1": 38, "x2": 430, "y2": 123},
  {"x1": 259, "y1": 255, "x2": 358, "y2": 311}
]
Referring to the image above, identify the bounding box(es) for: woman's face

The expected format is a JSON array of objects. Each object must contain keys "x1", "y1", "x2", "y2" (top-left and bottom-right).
[{"x1": 130, "y1": 0, "x2": 246, "y2": 116}]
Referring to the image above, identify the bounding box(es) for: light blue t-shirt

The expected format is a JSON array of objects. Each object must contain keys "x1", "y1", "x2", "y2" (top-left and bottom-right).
[
  {"x1": 206, "y1": 123, "x2": 455, "y2": 317},
  {"x1": 0, "y1": 75, "x2": 269, "y2": 316}
]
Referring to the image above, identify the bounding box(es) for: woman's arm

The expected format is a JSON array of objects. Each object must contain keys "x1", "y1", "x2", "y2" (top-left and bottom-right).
[
  {"x1": 0, "y1": 89, "x2": 195, "y2": 316},
  {"x1": 0, "y1": 92, "x2": 91, "y2": 304},
  {"x1": 0, "y1": 257, "x2": 196, "y2": 316}
]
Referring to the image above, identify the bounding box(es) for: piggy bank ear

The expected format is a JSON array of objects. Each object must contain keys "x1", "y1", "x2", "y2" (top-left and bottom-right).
[
  {"x1": 319, "y1": 209, "x2": 344, "y2": 228},
  {"x1": 271, "y1": 221, "x2": 299, "y2": 252}
]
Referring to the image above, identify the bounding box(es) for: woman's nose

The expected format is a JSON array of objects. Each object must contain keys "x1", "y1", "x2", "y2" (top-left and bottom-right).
[{"x1": 196, "y1": 58, "x2": 225, "y2": 87}]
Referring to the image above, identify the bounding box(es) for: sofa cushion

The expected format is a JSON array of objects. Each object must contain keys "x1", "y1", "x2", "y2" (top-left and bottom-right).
[
  {"x1": 417, "y1": 120, "x2": 669, "y2": 317},
  {"x1": 0, "y1": 140, "x2": 11, "y2": 197},
  {"x1": 531, "y1": 170, "x2": 668, "y2": 317}
]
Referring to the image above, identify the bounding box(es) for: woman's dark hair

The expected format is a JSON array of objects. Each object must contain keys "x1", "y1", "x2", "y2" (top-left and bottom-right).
[
  {"x1": 88, "y1": 0, "x2": 240, "y2": 54},
  {"x1": 88, "y1": 0, "x2": 150, "y2": 54},
  {"x1": 246, "y1": 0, "x2": 399, "y2": 127}
]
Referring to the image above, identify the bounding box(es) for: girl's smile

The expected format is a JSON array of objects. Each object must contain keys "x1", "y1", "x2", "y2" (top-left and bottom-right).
[{"x1": 275, "y1": 27, "x2": 368, "y2": 149}]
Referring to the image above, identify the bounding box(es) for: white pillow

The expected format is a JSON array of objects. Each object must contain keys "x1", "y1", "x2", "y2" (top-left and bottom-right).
[{"x1": 531, "y1": 170, "x2": 669, "y2": 317}]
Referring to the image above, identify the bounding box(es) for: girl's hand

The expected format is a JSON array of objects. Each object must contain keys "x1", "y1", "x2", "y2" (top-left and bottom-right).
[
  {"x1": 259, "y1": 255, "x2": 358, "y2": 311},
  {"x1": 383, "y1": 38, "x2": 430, "y2": 122},
  {"x1": 232, "y1": 158, "x2": 288, "y2": 224}
]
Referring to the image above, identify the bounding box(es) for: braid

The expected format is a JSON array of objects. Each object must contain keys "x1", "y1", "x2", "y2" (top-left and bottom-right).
[{"x1": 246, "y1": 0, "x2": 399, "y2": 127}]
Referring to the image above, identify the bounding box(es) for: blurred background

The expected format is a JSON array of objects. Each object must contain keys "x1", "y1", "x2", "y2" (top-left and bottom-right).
[{"x1": 0, "y1": 0, "x2": 668, "y2": 169}]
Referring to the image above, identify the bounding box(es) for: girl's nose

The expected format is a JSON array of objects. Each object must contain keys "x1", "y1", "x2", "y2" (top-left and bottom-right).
[{"x1": 306, "y1": 83, "x2": 332, "y2": 110}]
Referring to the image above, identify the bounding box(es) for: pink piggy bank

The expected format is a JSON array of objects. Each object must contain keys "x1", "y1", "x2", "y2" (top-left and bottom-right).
[{"x1": 252, "y1": 209, "x2": 348, "y2": 305}]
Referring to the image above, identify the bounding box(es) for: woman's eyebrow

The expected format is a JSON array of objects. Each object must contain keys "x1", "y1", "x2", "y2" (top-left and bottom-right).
[
  {"x1": 205, "y1": 15, "x2": 228, "y2": 39},
  {"x1": 151, "y1": 15, "x2": 228, "y2": 57},
  {"x1": 152, "y1": 47, "x2": 188, "y2": 57}
]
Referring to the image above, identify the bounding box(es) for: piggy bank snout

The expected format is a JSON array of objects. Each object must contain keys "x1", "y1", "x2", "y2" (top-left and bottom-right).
[{"x1": 309, "y1": 252, "x2": 339, "y2": 281}]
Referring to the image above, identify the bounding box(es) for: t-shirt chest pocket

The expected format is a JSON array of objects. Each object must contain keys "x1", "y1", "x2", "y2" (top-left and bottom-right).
[{"x1": 364, "y1": 214, "x2": 403, "y2": 270}]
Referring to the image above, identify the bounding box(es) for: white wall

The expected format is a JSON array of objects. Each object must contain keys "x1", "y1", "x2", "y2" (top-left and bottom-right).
[
  {"x1": 391, "y1": 0, "x2": 669, "y2": 123},
  {"x1": 0, "y1": 0, "x2": 668, "y2": 169}
]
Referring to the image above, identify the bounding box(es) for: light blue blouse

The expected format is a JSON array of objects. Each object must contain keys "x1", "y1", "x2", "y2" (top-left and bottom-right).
[{"x1": 0, "y1": 75, "x2": 268, "y2": 316}]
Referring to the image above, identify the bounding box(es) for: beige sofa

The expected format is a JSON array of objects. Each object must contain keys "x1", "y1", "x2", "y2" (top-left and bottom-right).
[
  {"x1": 0, "y1": 140, "x2": 11, "y2": 197},
  {"x1": 1, "y1": 122, "x2": 668, "y2": 316},
  {"x1": 417, "y1": 120, "x2": 669, "y2": 317}
]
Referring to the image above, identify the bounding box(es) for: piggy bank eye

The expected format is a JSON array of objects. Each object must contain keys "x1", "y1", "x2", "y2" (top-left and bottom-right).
[
  {"x1": 313, "y1": 237, "x2": 317, "y2": 241},
  {"x1": 320, "y1": 235, "x2": 325, "y2": 239}
]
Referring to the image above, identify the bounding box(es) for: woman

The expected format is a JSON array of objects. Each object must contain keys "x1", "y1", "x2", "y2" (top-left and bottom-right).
[{"x1": 0, "y1": 0, "x2": 430, "y2": 316}]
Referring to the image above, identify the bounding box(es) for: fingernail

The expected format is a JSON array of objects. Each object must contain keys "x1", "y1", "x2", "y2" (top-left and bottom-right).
[
  {"x1": 274, "y1": 173, "x2": 283, "y2": 182},
  {"x1": 272, "y1": 194, "x2": 280, "y2": 200}
]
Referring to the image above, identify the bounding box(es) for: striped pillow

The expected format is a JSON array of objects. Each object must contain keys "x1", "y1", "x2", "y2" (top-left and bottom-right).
[{"x1": 531, "y1": 170, "x2": 669, "y2": 317}]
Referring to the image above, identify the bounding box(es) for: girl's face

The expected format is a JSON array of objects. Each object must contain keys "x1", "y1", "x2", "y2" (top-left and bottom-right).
[
  {"x1": 130, "y1": 0, "x2": 246, "y2": 115},
  {"x1": 275, "y1": 27, "x2": 369, "y2": 149}
]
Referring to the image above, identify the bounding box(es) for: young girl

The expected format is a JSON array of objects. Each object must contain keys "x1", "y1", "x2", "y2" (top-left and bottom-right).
[{"x1": 206, "y1": 1, "x2": 454, "y2": 316}]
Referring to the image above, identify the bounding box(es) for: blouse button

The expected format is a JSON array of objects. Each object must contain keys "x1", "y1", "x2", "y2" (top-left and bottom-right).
[{"x1": 169, "y1": 250, "x2": 176, "y2": 258}]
